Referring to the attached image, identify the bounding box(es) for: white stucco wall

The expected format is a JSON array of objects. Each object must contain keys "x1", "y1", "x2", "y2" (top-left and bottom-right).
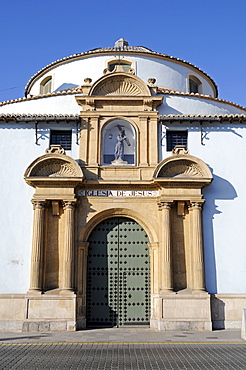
[
  {"x1": 0, "y1": 121, "x2": 79, "y2": 294},
  {"x1": 160, "y1": 122, "x2": 246, "y2": 294},
  {"x1": 0, "y1": 94, "x2": 81, "y2": 115},
  {"x1": 28, "y1": 54, "x2": 215, "y2": 96},
  {"x1": 1, "y1": 93, "x2": 245, "y2": 116},
  {"x1": 159, "y1": 95, "x2": 246, "y2": 115}
]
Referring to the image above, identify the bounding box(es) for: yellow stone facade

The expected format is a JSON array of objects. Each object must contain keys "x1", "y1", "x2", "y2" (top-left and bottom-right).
[{"x1": 22, "y1": 70, "x2": 214, "y2": 331}]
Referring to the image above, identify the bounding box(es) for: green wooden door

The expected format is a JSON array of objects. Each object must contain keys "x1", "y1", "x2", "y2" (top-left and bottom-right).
[{"x1": 86, "y1": 217, "x2": 150, "y2": 328}]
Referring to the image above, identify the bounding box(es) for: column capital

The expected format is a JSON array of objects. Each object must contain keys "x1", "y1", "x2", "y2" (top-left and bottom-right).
[
  {"x1": 189, "y1": 200, "x2": 205, "y2": 210},
  {"x1": 31, "y1": 200, "x2": 47, "y2": 210},
  {"x1": 78, "y1": 241, "x2": 90, "y2": 248},
  {"x1": 62, "y1": 200, "x2": 77, "y2": 210},
  {"x1": 158, "y1": 200, "x2": 173, "y2": 211},
  {"x1": 148, "y1": 242, "x2": 159, "y2": 251}
]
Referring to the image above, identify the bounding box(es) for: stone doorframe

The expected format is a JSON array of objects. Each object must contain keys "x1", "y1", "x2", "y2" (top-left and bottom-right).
[{"x1": 76, "y1": 208, "x2": 158, "y2": 329}]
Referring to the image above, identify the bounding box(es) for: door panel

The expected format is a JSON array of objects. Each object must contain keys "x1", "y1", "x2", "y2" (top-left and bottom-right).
[{"x1": 86, "y1": 217, "x2": 150, "y2": 328}]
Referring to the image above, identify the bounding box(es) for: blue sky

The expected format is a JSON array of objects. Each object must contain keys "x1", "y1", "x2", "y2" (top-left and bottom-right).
[{"x1": 1, "y1": 0, "x2": 245, "y2": 107}]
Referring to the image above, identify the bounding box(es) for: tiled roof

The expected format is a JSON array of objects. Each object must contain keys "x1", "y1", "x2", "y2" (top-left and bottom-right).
[
  {"x1": 0, "y1": 113, "x2": 79, "y2": 121},
  {"x1": 0, "y1": 113, "x2": 245, "y2": 123},
  {"x1": 24, "y1": 41, "x2": 218, "y2": 96},
  {"x1": 0, "y1": 86, "x2": 245, "y2": 112},
  {"x1": 159, "y1": 114, "x2": 246, "y2": 122}
]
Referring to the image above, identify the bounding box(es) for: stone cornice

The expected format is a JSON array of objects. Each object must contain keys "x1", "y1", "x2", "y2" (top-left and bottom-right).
[{"x1": 76, "y1": 95, "x2": 163, "y2": 112}]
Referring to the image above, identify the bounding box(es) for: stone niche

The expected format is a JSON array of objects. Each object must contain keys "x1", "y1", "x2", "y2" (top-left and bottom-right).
[{"x1": 75, "y1": 70, "x2": 163, "y2": 175}]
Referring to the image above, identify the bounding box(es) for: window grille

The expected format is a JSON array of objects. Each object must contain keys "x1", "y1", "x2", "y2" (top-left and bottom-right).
[
  {"x1": 50, "y1": 130, "x2": 72, "y2": 150},
  {"x1": 166, "y1": 131, "x2": 187, "y2": 151}
]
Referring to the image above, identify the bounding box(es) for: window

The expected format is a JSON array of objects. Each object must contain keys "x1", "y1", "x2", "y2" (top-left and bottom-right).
[
  {"x1": 166, "y1": 131, "x2": 187, "y2": 151},
  {"x1": 40, "y1": 76, "x2": 52, "y2": 95},
  {"x1": 189, "y1": 75, "x2": 202, "y2": 94},
  {"x1": 108, "y1": 60, "x2": 132, "y2": 73},
  {"x1": 50, "y1": 130, "x2": 72, "y2": 151},
  {"x1": 189, "y1": 79, "x2": 198, "y2": 93}
]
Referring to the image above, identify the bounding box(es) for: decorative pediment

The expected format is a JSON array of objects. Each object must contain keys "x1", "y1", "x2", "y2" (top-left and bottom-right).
[
  {"x1": 24, "y1": 146, "x2": 83, "y2": 187},
  {"x1": 89, "y1": 73, "x2": 151, "y2": 97},
  {"x1": 158, "y1": 160, "x2": 203, "y2": 178},
  {"x1": 29, "y1": 158, "x2": 79, "y2": 177},
  {"x1": 154, "y1": 150, "x2": 212, "y2": 183}
]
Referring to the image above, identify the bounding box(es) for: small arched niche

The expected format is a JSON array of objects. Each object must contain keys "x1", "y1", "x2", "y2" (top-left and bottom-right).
[{"x1": 102, "y1": 119, "x2": 136, "y2": 165}]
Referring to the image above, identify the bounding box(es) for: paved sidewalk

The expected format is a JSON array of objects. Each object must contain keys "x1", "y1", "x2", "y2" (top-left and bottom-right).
[
  {"x1": 0, "y1": 328, "x2": 244, "y2": 344},
  {"x1": 0, "y1": 329, "x2": 245, "y2": 369}
]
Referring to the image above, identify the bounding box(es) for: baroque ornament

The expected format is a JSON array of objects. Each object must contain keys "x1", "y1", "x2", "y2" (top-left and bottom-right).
[
  {"x1": 91, "y1": 77, "x2": 147, "y2": 96},
  {"x1": 158, "y1": 160, "x2": 203, "y2": 178},
  {"x1": 31, "y1": 159, "x2": 78, "y2": 177}
]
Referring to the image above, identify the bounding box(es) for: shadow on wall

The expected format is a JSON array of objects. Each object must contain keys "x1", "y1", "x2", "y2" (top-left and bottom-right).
[
  {"x1": 210, "y1": 295, "x2": 226, "y2": 330},
  {"x1": 54, "y1": 83, "x2": 79, "y2": 92},
  {"x1": 202, "y1": 169, "x2": 237, "y2": 294}
]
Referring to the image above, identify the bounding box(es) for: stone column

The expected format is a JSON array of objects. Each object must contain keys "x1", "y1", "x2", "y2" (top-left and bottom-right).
[
  {"x1": 190, "y1": 201, "x2": 206, "y2": 292},
  {"x1": 139, "y1": 115, "x2": 148, "y2": 166},
  {"x1": 29, "y1": 200, "x2": 46, "y2": 292},
  {"x1": 159, "y1": 201, "x2": 173, "y2": 292},
  {"x1": 148, "y1": 242, "x2": 159, "y2": 295},
  {"x1": 148, "y1": 116, "x2": 158, "y2": 165},
  {"x1": 88, "y1": 115, "x2": 100, "y2": 166},
  {"x1": 79, "y1": 118, "x2": 89, "y2": 165},
  {"x1": 60, "y1": 201, "x2": 76, "y2": 292},
  {"x1": 77, "y1": 241, "x2": 89, "y2": 295}
]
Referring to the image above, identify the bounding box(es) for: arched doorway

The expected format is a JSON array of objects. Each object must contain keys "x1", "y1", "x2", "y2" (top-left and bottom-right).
[{"x1": 86, "y1": 217, "x2": 150, "y2": 328}]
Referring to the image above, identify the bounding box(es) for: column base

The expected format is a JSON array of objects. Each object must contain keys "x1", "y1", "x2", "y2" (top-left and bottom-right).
[
  {"x1": 27, "y1": 290, "x2": 43, "y2": 295},
  {"x1": 59, "y1": 289, "x2": 76, "y2": 296},
  {"x1": 192, "y1": 289, "x2": 207, "y2": 294},
  {"x1": 159, "y1": 289, "x2": 176, "y2": 294}
]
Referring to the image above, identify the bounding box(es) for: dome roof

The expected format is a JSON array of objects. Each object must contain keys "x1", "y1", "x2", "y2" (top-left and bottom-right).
[{"x1": 25, "y1": 38, "x2": 218, "y2": 97}]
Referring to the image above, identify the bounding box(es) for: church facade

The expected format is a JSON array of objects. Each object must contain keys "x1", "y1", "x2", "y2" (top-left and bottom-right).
[{"x1": 0, "y1": 38, "x2": 246, "y2": 331}]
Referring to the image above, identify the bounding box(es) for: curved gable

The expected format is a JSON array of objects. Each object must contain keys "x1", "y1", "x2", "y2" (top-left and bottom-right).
[
  {"x1": 89, "y1": 72, "x2": 151, "y2": 97},
  {"x1": 24, "y1": 146, "x2": 83, "y2": 180},
  {"x1": 154, "y1": 147, "x2": 212, "y2": 180}
]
